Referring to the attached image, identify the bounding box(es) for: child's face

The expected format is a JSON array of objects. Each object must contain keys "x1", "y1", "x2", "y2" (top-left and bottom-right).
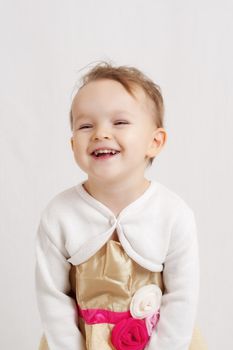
[{"x1": 70, "y1": 79, "x2": 164, "y2": 184}]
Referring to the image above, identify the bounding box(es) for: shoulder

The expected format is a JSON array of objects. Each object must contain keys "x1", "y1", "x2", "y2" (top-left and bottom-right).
[
  {"x1": 37, "y1": 183, "x2": 86, "y2": 252},
  {"x1": 151, "y1": 182, "x2": 198, "y2": 253},
  {"x1": 43, "y1": 185, "x2": 76, "y2": 210},
  {"x1": 39, "y1": 183, "x2": 82, "y2": 227},
  {"x1": 157, "y1": 182, "x2": 197, "y2": 239},
  {"x1": 151, "y1": 180, "x2": 195, "y2": 218}
]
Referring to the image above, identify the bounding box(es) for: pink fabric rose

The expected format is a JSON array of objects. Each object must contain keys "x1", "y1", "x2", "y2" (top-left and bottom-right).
[
  {"x1": 111, "y1": 317, "x2": 149, "y2": 350},
  {"x1": 145, "y1": 310, "x2": 160, "y2": 336}
]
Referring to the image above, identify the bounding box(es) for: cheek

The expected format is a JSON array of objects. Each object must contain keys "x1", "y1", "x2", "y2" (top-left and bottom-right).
[
  {"x1": 72, "y1": 135, "x2": 87, "y2": 149},
  {"x1": 71, "y1": 139, "x2": 85, "y2": 160},
  {"x1": 125, "y1": 132, "x2": 149, "y2": 151}
]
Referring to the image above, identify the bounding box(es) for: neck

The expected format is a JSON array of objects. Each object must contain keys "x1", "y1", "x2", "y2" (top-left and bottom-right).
[{"x1": 83, "y1": 177, "x2": 151, "y2": 217}]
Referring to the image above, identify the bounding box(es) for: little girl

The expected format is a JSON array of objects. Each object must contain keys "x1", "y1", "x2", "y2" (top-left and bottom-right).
[{"x1": 35, "y1": 62, "x2": 208, "y2": 350}]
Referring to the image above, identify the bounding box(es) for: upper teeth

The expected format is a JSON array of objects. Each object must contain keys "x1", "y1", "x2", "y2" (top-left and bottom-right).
[{"x1": 94, "y1": 149, "x2": 118, "y2": 155}]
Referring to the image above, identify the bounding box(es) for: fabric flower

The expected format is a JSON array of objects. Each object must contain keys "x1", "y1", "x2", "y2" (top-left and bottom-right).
[
  {"x1": 130, "y1": 284, "x2": 162, "y2": 319},
  {"x1": 145, "y1": 310, "x2": 160, "y2": 336},
  {"x1": 111, "y1": 317, "x2": 149, "y2": 350}
]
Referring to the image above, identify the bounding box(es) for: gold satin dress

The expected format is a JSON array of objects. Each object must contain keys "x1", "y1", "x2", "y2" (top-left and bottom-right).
[{"x1": 39, "y1": 239, "x2": 208, "y2": 350}]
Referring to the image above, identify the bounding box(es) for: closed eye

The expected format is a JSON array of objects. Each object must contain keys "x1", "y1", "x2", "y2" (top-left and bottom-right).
[
  {"x1": 114, "y1": 121, "x2": 129, "y2": 125},
  {"x1": 79, "y1": 125, "x2": 92, "y2": 129}
]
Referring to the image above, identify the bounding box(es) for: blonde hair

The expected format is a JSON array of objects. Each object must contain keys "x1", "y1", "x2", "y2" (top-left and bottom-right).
[{"x1": 69, "y1": 61, "x2": 165, "y2": 166}]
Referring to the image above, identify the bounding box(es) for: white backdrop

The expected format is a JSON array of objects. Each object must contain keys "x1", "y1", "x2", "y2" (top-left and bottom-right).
[{"x1": 1, "y1": 0, "x2": 232, "y2": 349}]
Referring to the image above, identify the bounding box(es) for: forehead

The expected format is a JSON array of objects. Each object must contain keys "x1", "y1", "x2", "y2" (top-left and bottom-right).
[{"x1": 71, "y1": 79, "x2": 153, "y2": 117}]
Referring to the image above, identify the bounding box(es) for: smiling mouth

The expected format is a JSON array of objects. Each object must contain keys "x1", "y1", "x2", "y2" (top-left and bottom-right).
[{"x1": 91, "y1": 151, "x2": 121, "y2": 159}]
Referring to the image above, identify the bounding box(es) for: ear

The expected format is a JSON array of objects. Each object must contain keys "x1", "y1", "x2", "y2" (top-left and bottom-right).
[
  {"x1": 146, "y1": 128, "x2": 167, "y2": 158},
  {"x1": 70, "y1": 137, "x2": 74, "y2": 151}
]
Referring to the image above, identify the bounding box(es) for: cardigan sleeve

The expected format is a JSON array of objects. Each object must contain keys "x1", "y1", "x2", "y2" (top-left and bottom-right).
[
  {"x1": 146, "y1": 205, "x2": 200, "y2": 350},
  {"x1": 35, "y1": 217, "x2": 86, "y2": 350}
]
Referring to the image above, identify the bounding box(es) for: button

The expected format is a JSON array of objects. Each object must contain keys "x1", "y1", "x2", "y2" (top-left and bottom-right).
[{"x1": 109, "y1": 217, "x2": 116, "y2": 226}]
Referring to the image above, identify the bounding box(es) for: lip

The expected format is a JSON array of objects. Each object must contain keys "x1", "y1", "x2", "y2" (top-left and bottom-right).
[
  {"x1": 91, "y1": 151, "x2": 121, "y2": 161},
  {"x1": 90, "y1": 146, "x2": 121, "y2": 155}
]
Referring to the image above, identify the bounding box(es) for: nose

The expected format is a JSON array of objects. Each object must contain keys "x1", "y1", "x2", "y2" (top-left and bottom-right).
[{"x1": 92, "y1": 125, "x2": 112, "y2": 140}]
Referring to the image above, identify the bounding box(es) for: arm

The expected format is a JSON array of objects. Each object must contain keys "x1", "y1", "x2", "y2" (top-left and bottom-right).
[
  {"x1": 146, "y1": 206, "x2": 200, "y2": 350},
  {"x1": 35, "y1": 217, "x2": 86, "y2": 350}
]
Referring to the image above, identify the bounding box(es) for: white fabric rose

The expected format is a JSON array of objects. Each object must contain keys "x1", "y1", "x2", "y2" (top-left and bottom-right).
[{"x1": 130, "y1": 284, "x2": 162, "y2": 319}]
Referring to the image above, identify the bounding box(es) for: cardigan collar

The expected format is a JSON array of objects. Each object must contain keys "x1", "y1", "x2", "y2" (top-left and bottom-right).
[
  {"x1": 68, "y1": 179, "x2": 163, "y2": 271},
  {"x1": 75, "y1": 179, "x2": 158, "y2": 223}
]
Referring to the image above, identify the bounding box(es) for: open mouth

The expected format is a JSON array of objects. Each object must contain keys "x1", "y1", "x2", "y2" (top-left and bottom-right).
[{"x1": 91, "y1": 150, "x2": 121, "y2": 159}]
